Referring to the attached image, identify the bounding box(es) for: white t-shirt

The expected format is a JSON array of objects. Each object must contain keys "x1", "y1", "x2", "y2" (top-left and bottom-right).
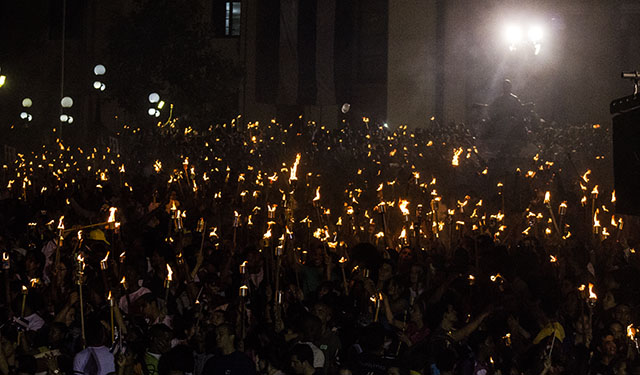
[
  {"x1": 25, "y1": 313, "x2": 45, "y2": 331},
  {"x1": 299, "y1": 341, "x2": 325, "y2": 369},
  {"x1": 73, "y1": 346, "x2": 115, "y2": 375}
]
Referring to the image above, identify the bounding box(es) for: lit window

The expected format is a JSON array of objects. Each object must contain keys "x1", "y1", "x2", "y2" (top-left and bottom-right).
[{"x1": 225, "y1": 2, "x2": 241, "y2": 36}]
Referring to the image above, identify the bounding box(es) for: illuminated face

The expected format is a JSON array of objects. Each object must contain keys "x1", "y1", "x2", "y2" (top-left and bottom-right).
[
  {"x1": 378, "y1": 263, "x2": 393, "y2": 281},
  {"x1": 600, "y1": 335, "x2": 617, "y2": 357}
]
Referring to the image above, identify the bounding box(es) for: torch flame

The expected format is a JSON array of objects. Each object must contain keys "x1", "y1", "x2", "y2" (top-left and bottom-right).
[
  {"x1": 101, "y1": 251, "x2": 110, "y2": 264},
  {"x1": 544, "y1": 191, "x2": 551, "y2": 205},
  {"x1": 120, "y1": 276, "x2": 126, "y2": 285},
  {"x1": 612, "y1": 190, "x2": 616, "y2": 203},
  {"x1": 452, "y1": 147, "x2": 463, "y2": 167},
  {"x1": 313, "y1": 187, "x2": 321, "y2": 202},
  {"x1": 582, "y1": 170, "x2": 591, "y2": 183},
  {"x1": 628, "y1": 324, "x2": 637, "y2": 340},
  {"x1": 57, "y1": 216, "x2": 65, "y2": 230},
  {"x1": 550, "y1": 255, "x2": 557, "y2": 263},
  {"x1": 107, "y1": 290, "x2": 112, "y2": 301},
  {"x1": 588, "y1": 283, "x2": 597, "y2": 300},
  {"x1": 30, "y1": 278, "x2": 39, "y2": 288},
  {"x1": 166, "y1": 264, "x2": 173, "y2": 281},
  {"x1": 399, "y1": 200, "x2": 410, "y2": 216},
  {"x1": 398, "y1": 228, "x2": 407, "y2": 240},
  {"x1": 591, "y1": 185, "x2": 599, "y2": 198},
  {"x1": 289, "y1": 153, "x2": 301, "y2": 182},
  {"x1": 108, "y1": 207, "x2": 117, "y2": 223},
  {"x1": 593, "y1": 209, "x2": 601, "y2": 228},
  {"x1": 339, "y1": 257, "x2": 347, "y2": 263},
  {"x1": 264, "y1": 228, "x2": 272, "y2": 239}
]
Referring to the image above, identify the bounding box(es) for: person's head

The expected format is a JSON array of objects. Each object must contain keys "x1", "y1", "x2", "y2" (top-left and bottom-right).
[
  {"x1": 215, "y1": 323, "x2": 236, "y2": 353},
  {"x1": 47, "y1": 322, "x2": 68, "y2": 347},
  {"x1": 299, "y1": 313, "x2": 322, "y2": 342},
  {"x1": 148, "y1": 324, "x2": 173, "y2": 355},
  {"x1": 409, "y1": 264, "x2": 424, "y2": 285},
  {"x1": 426, "y1": 301, "x2": 458, "y2": 331},
  {"x1": 609, "y1": 321, "x2": 625, "y2": 342},
  {"x1": 290, "y1": 343, "x2": 315, "y2": 374},
  {"x1": 85, "y1": 317, "x2": 107, "y2": 347},
  {"x1": 359, "y1": 323, "x2": 386, "y2": 354},
  {"x1": 258, "y1": 348, "x2": 286, "y2": 375},
  {"x1": 598, "y1": 332, "x2": 617, "y2": 359},
  {"x1": 210, "y1": 308, "x2": 226, "y2": 326},
  {"x1": 312, "y1": 302, "x2": 333, "y2": 327},
  {"x1": 25, "y1": 250, "x2": 44, "y2": 276},
  {"x1": 613, "y1": 304, "x2": 632, "y2": 326},
  {"x1": 137, "y1": 292, "x2": 159, "y2": 318},
  {"x1": 378, "y1": 261, "x2": 394, "y2": 283}
]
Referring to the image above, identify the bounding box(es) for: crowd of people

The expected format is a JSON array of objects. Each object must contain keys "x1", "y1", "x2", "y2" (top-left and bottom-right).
[{"x1": 0, "y1": 111, "x2": 636, "y2": 375}]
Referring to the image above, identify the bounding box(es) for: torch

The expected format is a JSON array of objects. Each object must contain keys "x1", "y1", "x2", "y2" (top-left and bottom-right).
[
  {"x1": 100, "y1": 251, "x2": 110, "y2": 294},
  {"x1": 591, "y1": 185, "x2": 599, "y2": 233},
  {"x1": 164, "y1": 264, "x2": 173, "y2": 304},
  {"x1": 17, "y1": 285, "x2": 28, "y2": 345},
  {"x1": 558, "y1": 202, "x2": 567, "y2": 237},
  {"x1": 55, "y1": 216, "x2": 64, "y2": 269},
  {"x1": 2, "y1": 252, "x2": 9, "y2": 306},
  {"x1": 77, "y1": 254, "x2": 86, "y2": 348},
  {"x1": 239, "y1": 285, "x2": 248, "y2": 342},
  {"x1": 544, "y1": 192, "x2": 561, "y2": 239},
  {"x1": 196, "y1": 217, "x2": 206, "y2": 258},
  {"x1": 338, "y1": 257, "x2": 349, "y2": 296},
  {"x1": 232, "y1": 211, "x2": 240, "y2": 249},
  {"x1": 587, "y1": 283, "x2": 597, "y2": 332},
  {"x1": 628, "y1": 324, "x2": 639, "y2": 354}
]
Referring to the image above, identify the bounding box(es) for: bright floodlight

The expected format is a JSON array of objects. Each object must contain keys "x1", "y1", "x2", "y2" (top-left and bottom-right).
[
  {"x1": 154, "y1": 110, "x2": 161, "y2": 118},
  {"x1": 341, "y1": 103, "x2": 351, "y2": 114},
  {"x1": 528, "y1": 25, "x2": 543, "y2": 42},
  {"x1": 504, "y1": 24, "x2": 523, "y2": 45},
  {"x1": 148, "y1": 108, "x2": 156, "y2": 116},
  {"x1": 22, "y1": 98, "x2": 32, "y2": 108},
  {"x1": 93, "y1": 81, "x2": 102, "y2": 89},
  {"x1": 60, "y1": 114, "x2": 69, "y2": 122},
  {"x1": 0, "y1": 75, "x2": 5, "y2": 87},
  {"x1": 157, "y1": 100, "x2": 165, "y2": 110},
  {"x1": 100, "y1": 83, "x2": 106, "y2": 91},
  {"x1": 27, "y1": 114, "x2": 32, "y2": 122},
  {"x1": 148, "y1": 93, "x2": 160, "y2": 103},
  {"x1": 20, "y1": 112, "x2": 28, "y2": 119},
  {"x1": 94, "y1": 64, "x2": 106, "y2": 76},
  {"x1": 67, "y1": 116, "x2": 74, "y2": 124},
  {"x1": 61, "y1": 96, "x2": 73, "y2": 108}
]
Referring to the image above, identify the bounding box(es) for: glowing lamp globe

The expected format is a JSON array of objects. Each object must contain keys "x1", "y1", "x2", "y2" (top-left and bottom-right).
[
  {"x1": 22, "y1": 98, "x2": 32, "y2": 108},
  {"x1": 148, "y1": 93, "x2": 160, "y2": 103},
  {"x1": 94, "y1": 65, "x2": 106, "y2": 76},
  {"x1": 61, "y1": 97, "x2": 73, "y2": 108}
]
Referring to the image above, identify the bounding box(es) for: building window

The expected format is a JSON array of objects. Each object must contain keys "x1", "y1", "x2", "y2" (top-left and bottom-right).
[{"x1": 225, "y1": 2, "x2": 241, "y2": 36}]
